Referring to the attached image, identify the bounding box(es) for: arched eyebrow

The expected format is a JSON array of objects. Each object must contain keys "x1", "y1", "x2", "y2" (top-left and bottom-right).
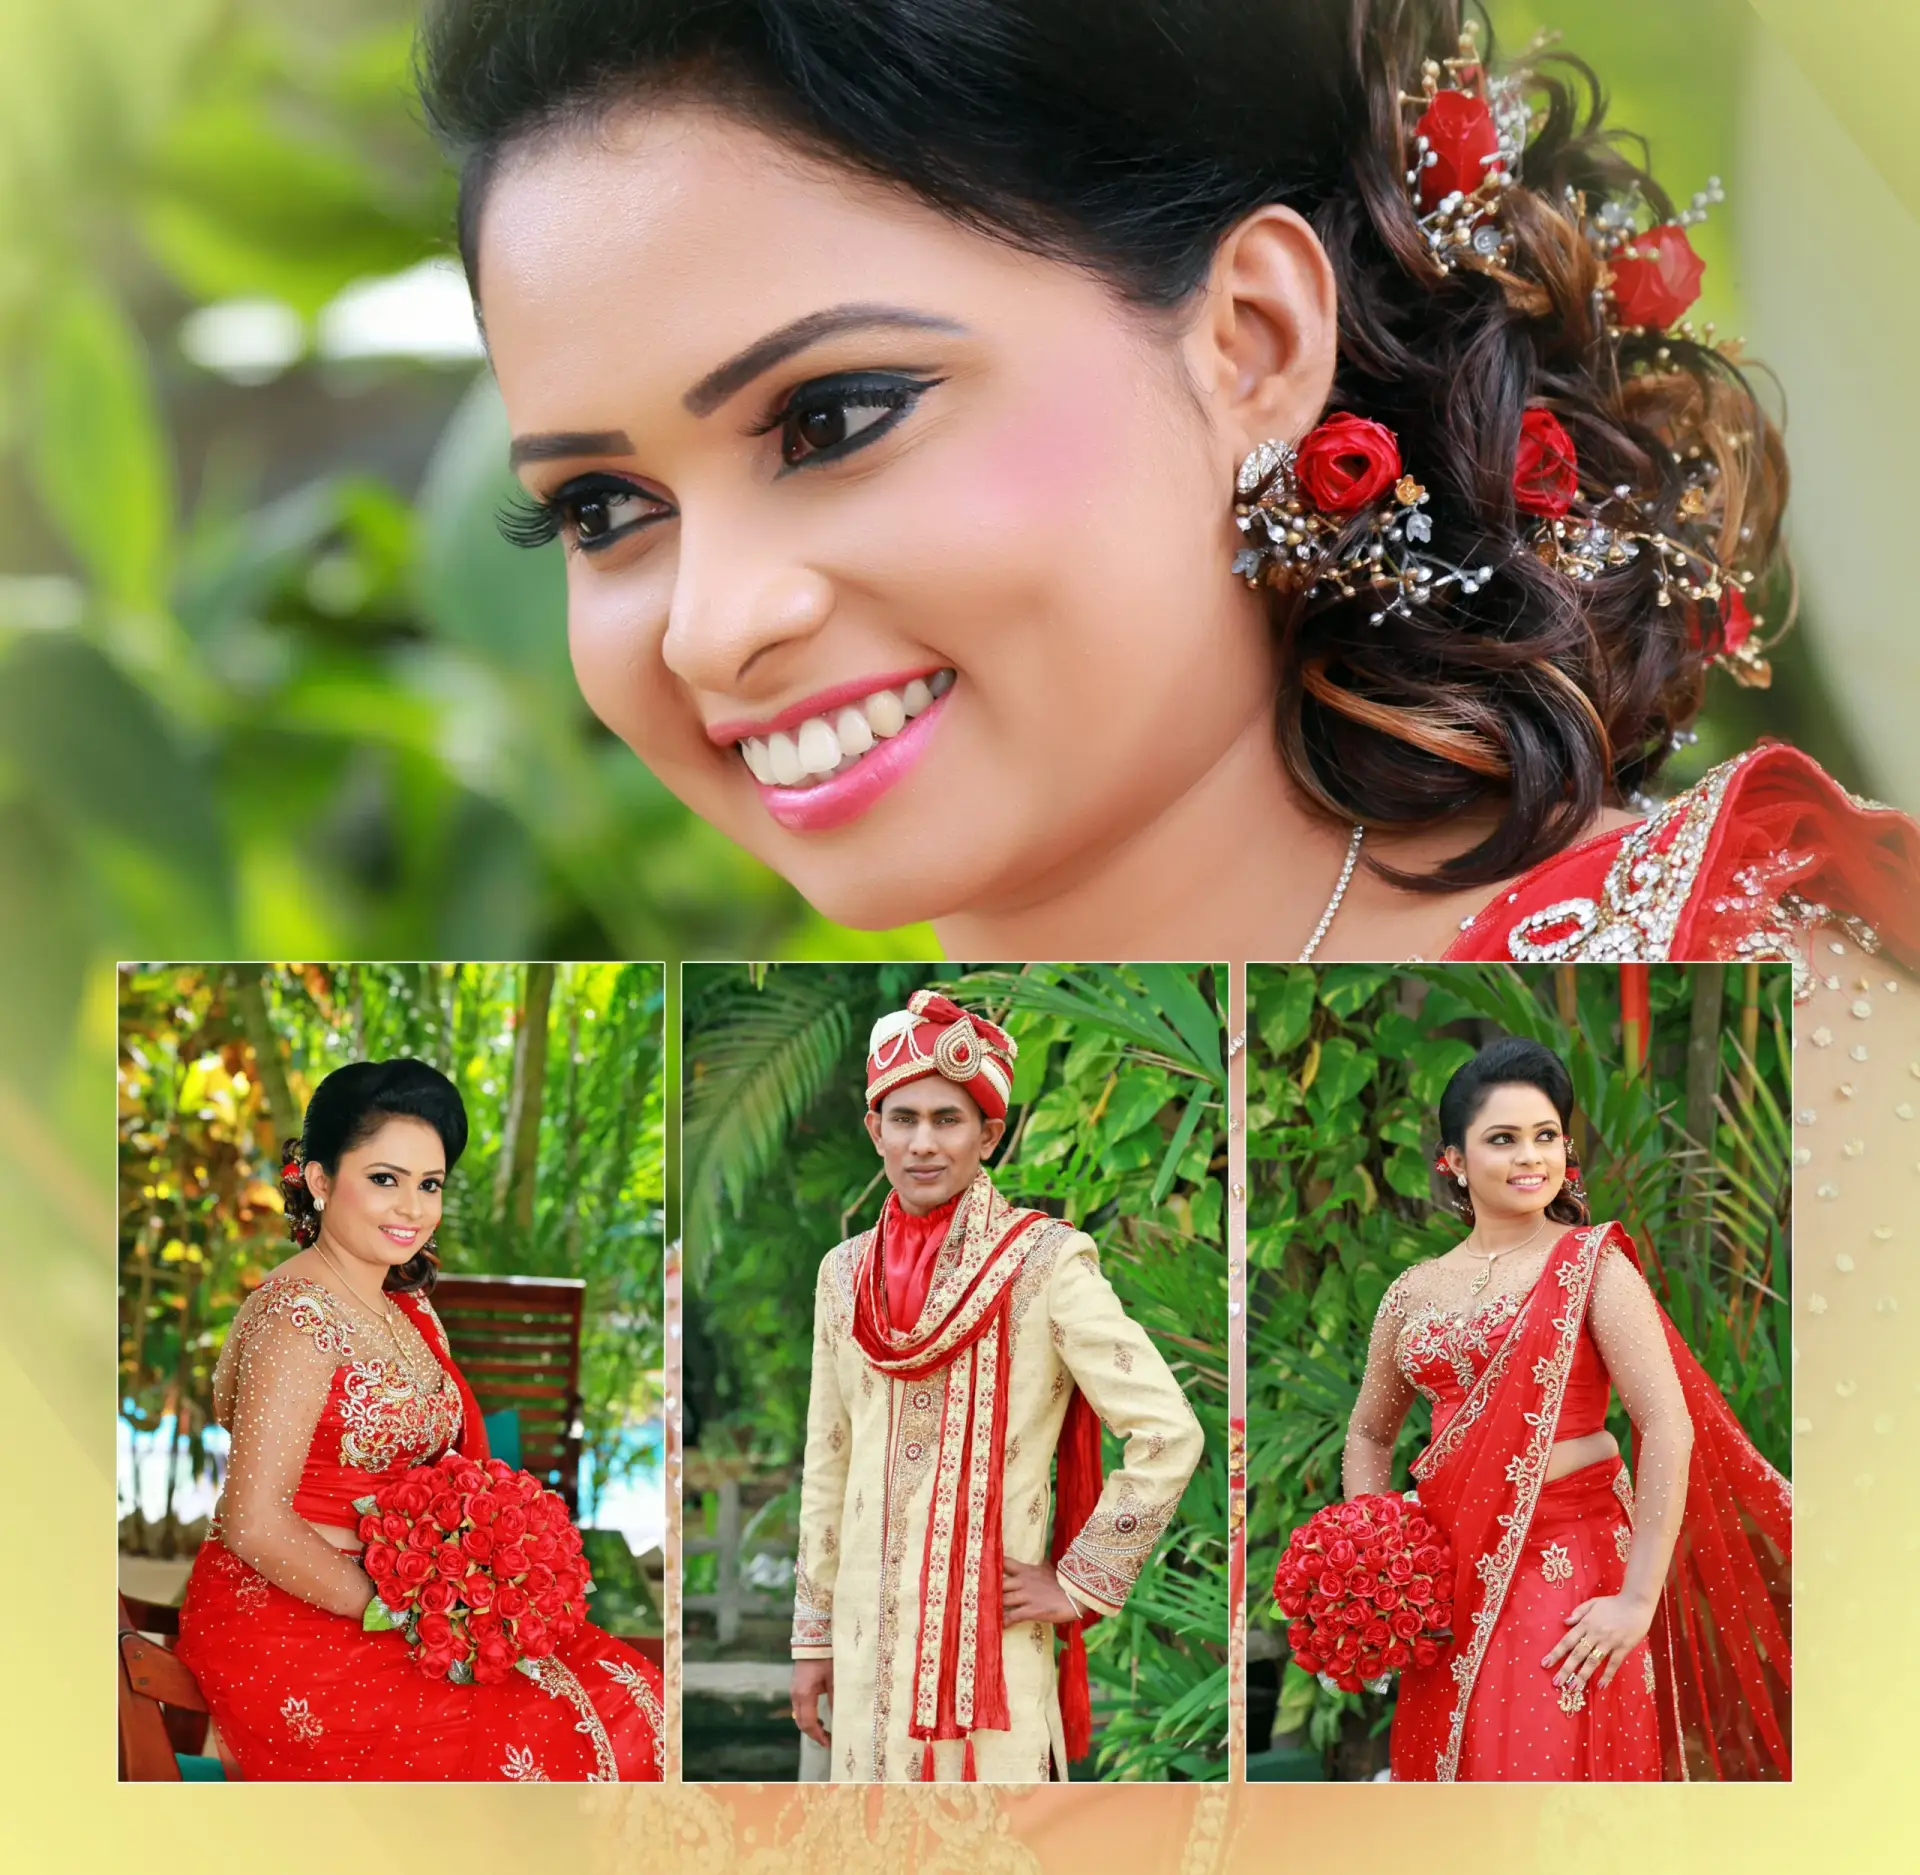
[
  {"x1": 509, "y1": 429, "x2": 633, "y2": 470},
  {"x1": 364, "y1": 1160, "x2": 448, "y2": 1178},
  {"x1": 680, "y1": 303, "x2": 966, "y2": 416}
]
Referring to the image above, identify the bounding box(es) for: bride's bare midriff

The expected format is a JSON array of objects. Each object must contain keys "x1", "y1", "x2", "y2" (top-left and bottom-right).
[
  {"x1": 1544, "y1": 1428, "x2": 1619, "y2": 1483},
  {"x1": 312, "y1": 1520, "x2": 364, "y2": 1552}
]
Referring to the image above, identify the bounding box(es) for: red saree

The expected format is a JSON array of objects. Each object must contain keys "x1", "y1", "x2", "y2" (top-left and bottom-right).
[
  {"x1": 1445, "y1": 743, "x2": 1919, "y2": 978},
  {"x1": 1390, "y1": 1223, "x2": 1790, "y2": 1782},
  {"x1": 176, "y1": 1276, "x2": 663, "y2": 1781}
]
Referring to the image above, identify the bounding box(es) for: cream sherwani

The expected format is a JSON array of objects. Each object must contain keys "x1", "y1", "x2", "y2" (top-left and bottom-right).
[{"x1": 791, "y1": 1174, "x2": 1205, "y2": 1781}]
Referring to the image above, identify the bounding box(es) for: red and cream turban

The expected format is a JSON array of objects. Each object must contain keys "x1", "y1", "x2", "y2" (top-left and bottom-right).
[{"x1": 865, "y1": 990, "x2": 1018, "y2": 1122}]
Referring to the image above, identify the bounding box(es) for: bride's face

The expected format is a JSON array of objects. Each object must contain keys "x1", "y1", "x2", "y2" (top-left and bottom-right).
[
  {"x1": 309, "y1": 1116, "x2": 445, "y2": 1274},
  {"x1": 477, "y1": 104, "x2": 1277, "y2": 929},
  {"x1": 1452, "y1": 1084, "x2": 1568, "y2": 1225}
]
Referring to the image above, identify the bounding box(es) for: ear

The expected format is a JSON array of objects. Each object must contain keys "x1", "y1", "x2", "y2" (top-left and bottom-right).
[
  {"x1": 1179, "y1": 203, "x2": 1339, "y2": 468},
  {"x1": 979, "y1": 1115, "x2": 1006, "y2": 1157},
  {"x1": 864, "y1": 1109, "x2": 885, "y2": 1155},
  {"x1": 303, "y1": 1162, "x2": 329, "y2": 1205}
]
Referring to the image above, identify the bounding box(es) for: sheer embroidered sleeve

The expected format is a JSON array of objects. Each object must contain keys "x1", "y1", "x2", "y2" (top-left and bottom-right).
[
  {"x1": 791, "y1": 1249, "x2": 852, "y2": 1660},
  {"x1": 1343, "y1": 1268, "x2": 1420, "y2": 1498},
  {"x1": 1588, "y1": 1238, "x2": 1694, "y2": 1609},
  {"x1": 1048, "y1": 1233, "x2": 1205, "y2": 1620},
  {"x1": 214, "y1": 1289, "x2": 379, "y2": 1618}
]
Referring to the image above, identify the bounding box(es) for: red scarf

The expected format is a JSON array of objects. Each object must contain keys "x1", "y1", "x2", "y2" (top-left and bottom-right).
[
  {"x1": 851, "y1": 1175, "x2": 1104, "y2": 1777},
  {"x1": 881, "y1": 1189, "x2": 960, "y2": 1330}
]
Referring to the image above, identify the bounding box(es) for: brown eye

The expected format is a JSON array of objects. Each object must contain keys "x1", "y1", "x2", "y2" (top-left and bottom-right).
[{"x1": 794, "y1": 404, "x2": 847, "y2": 454}]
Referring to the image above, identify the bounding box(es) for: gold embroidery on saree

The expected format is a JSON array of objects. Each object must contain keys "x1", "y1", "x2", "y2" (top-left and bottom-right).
[
  {"x1": 1432, "y1": 1223, "x2": 1607, "y2": 1781},
  {"x1": 523, "y1": 1653, "x2": 620, "y2": 1781}
]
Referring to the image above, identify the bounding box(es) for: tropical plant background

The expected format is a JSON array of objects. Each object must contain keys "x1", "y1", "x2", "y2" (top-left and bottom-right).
[
  {"x1": 680, "y1": 962, "x2": 1229, "y2": 1782},
  {"x1": 1244, "y1": 960, "x2": 1791, "y2": 1780},
  {"x1": 117, "y1": 961, "x2": 666, "y2": 1623}
]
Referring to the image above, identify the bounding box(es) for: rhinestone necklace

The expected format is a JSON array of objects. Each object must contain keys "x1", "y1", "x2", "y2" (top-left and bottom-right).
[{"x1": 1298, "y1": 824, "x2": 1366, "y2": 963}]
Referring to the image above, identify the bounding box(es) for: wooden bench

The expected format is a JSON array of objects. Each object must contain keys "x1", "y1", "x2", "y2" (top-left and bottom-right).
[
  {"x1": 430, "y1": 1274, "x2": 587, "y2": 1513},
  {"x1": 117, "y1": 1592, "x2": 215, "y2": 1781}
]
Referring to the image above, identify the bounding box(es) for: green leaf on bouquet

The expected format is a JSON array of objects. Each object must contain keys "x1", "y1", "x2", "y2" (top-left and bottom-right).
[
  {"x1": 351, "y1": 1494, "x2": 379, "y2": 1516},
  {"x1": 361, "y1": 1598, "x2": 400, "y2": 1633},
  {"x1": 515, "y1": 1656, "x2": 541, "y2": 1680},
  {"x1": 448, "y1": 1657, "x2": 475, "y2": 1685}
]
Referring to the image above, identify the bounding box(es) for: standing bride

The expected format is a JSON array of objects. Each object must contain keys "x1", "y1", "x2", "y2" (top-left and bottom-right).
[
  {"x1": 1343, "y1": 1036, "x2": 1789, "y2": 1781},
  {"x1": 175, "y1": 1056, "x2": 663, "y2": 1781}
]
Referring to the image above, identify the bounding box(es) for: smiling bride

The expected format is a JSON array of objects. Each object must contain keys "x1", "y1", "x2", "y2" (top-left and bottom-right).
[
  {"x1": 416, "y1": 0, "x2": 1916, "y2": 970},
  {"x1": 174, "y1": 1058, "x2": 663, "y2": 1781}
]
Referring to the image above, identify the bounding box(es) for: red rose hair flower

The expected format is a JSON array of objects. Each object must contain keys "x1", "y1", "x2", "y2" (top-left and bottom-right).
[
  {"x1": 1608, "y1": 224, "x2": 1705, "y2": 330},
  {"x1": 1512, "y1": 408, "x2": 1580, "y2": 518},
  {"x1": 1719, "y1": 586, "x2": 1755, "y2": 654},
  {"x1": 1412, "y1": 89, "x2": 1501, "y2": 211},
  {"x1": 1294, "y1": 414, "x2": 1403, "y2": 516}
]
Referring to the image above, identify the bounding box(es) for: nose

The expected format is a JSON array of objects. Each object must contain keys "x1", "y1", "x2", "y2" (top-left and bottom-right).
[{"x1": 659, "y1": 525, "x2": 836, "y2": 695}]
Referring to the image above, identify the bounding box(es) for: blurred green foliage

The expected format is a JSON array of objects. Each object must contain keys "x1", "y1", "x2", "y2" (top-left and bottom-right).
[
  {"x1": 118, "y1": 959, "x2": 664, "y2": 1545},
  {"x1": 1245, "y1": 961, "x2": 1790, "y2": 1778},
  {"x1": 683, "y1": 962, "x2": 1228, "y2": 1780}
]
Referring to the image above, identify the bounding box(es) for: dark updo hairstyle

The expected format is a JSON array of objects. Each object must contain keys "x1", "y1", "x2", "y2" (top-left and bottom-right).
[
  {"x1": 1435, "y1": 1033, "x2": 1586, "y2": 1225},
  {"x1": 279, "y1": 1057, "x2": 468, "y2": 1293},
  {"x1": 416, "y1": 0, "x2": 1786, "y2": 889}
]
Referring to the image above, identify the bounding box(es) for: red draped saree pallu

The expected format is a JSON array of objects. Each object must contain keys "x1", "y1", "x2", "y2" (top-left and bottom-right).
[{"x1": 1389, "y1": 1223, "x2": 1790, "y2": 1782}]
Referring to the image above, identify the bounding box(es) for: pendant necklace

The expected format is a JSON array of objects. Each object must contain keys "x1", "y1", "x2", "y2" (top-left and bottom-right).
[
  {"x1": 1298, "y1": 824, "x2": 1365, "y2": 963},
  {"x1": 1464, "y1": 1212, "x2": 1550, "y2": 1298}
]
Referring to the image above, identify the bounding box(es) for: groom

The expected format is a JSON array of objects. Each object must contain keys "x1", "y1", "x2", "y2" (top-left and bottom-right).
[{"x1": 789, "y1": 990, "x2": 1204, "y2": 1782}]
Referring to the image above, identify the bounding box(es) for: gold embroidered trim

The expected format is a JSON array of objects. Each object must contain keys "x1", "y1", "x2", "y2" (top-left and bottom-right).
[
  {"x1": 596, "y1": 1656, "x2": 667, "y2": 1775},
  {"x1": 791, "y1": 1551, "x2": 834, "y2": 1651},
  {"x1": 524, "y1": 1654, "x2": 620, "y2": 1782},
  {"x1": 1057, "y1": 1486, "x2": 1179, "y2": 1611},
  {"x1": 1432, "y1": 1223, "x2": 1608, "y2": 1781},
  {"x1": 1501, "y1": 752, "x2": 1754, "y2": 964}
]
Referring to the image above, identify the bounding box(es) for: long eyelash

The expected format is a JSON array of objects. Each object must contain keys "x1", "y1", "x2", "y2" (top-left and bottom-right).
[{"x1": 497, "y1": 491, "x2": 561, "y2": 550}]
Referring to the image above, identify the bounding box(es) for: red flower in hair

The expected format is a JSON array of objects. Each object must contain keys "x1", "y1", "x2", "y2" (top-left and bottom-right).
[
  {"x1": 1608, "y1": 224, "x2": 1705, "y2": 330},
  {"x1": 281, "y1": 1160, "x2": 301, "y2": 1184},
  {"x1": 1719, "y1": 586, "x2": 1755, "y2": 654},
  {"x1": 1413, "y1": 89, "x2": 1502, "y2": 211},
  {"x1": 1512, "y1": 409, "x2": 1580, "y2": 518},
  {"x1": 1295, "y1": 414, "x2": 1403, "y2": 515}
]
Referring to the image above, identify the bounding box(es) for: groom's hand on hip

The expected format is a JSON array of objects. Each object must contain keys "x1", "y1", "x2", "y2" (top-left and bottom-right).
[{"x1": 1001, "y1": 1557, "x2": 1081, "y2": 1626}]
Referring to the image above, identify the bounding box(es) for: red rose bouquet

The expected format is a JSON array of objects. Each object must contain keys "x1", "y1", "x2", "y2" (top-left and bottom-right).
[
  {"x1": 356, "y1": 1454, "x2": 593, "y2": 1683},
  {"x1": 1271, "y1": 1494, "x2": 1454, "y2": 1694}
]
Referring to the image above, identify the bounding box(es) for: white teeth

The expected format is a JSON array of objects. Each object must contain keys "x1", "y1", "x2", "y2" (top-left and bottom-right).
[
  {"x1": 734, "y1": 670, "x2": 953, "y2": 784},
  {"x1": 834, "y1": 706, "x2": 874, "y2": 757},
  {"x1": 767, "y1": 730, "x2": 804, "y2": 786},
  {"x1": 797, "y1": 717, "x2": 840, "y2": 776},
  {"x1": 866, "y1": 689, "x2": 906, "y2": 738}
]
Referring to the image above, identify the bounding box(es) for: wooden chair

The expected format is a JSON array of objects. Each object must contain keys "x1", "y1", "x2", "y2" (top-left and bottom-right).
[
  {"x1": 117, "y1": 1592, "x2": 217, "y2": 1781},
  {"x1": 431, "y1": 1274, "x2": 587, "y2": 1513}
]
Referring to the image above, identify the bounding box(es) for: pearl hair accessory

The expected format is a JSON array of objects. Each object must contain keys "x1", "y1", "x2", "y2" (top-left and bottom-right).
[{"x1": 1232, "y1": 422, "x2": 1495, "y2": 624}]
